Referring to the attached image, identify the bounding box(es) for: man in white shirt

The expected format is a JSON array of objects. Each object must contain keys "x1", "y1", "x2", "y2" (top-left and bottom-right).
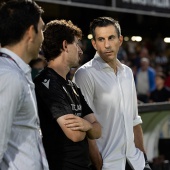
[
  {"x1": 73, "y1": 17, "x2": 151, "y2": 170},
  {"x1": 0, "y1": 1, "x2": 49, "y2": 169}
]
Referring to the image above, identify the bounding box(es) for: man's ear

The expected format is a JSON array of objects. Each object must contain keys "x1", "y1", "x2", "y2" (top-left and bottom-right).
[
  {"x1": 63, "y1": 40, "x2": 68, "y2": 52},
  {"x1": 119, "y1": 35, "x2": 123, "y2": 46},
  {"x1": 91, "y1": 39, "x2": 97, "y2": 50},
  {"x1": 27, "y1": 25, "x2": 36, "y2": 42}
]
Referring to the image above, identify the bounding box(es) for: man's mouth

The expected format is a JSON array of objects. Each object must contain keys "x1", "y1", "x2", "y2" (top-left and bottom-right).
[{"x1": 105, "y1": 51, "x2": 113, "y2": 54}]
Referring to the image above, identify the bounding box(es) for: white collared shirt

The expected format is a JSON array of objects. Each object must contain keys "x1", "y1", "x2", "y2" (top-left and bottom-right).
[
  {"x1": 0, "y1": 48, "x2": 49, "y2": 170},
  {"x1": 73, "y1": 52, "x2": 145, "y2": 170}
]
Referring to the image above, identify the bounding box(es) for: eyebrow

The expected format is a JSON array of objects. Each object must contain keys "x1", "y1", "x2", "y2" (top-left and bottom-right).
[
  {"x1": 97, "y1": 36, "x2": 104, "y2": 39},
  {"x1": 109, "y1": 35, "x2": 116, "y2": 38},
  {"x1": 97, "y1": 34, "x2": 115, "y2": 39}
]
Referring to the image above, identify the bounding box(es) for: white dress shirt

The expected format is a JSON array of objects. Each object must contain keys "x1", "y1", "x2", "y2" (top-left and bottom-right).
[
  {"x1": 0, "y1": 48, "x2": 49, "y2": 170},
  {"x1": 73, "y1": 53, "x2": 145, "y2": 170}
]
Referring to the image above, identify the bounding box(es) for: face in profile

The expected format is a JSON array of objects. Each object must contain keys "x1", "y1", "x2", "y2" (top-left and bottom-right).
[
  {"x1": 30, "y1": 17, "x2": 45, "y2": 60},
  {"x1": 68, "y1": 37, "x2": 83, "y2": 68}
]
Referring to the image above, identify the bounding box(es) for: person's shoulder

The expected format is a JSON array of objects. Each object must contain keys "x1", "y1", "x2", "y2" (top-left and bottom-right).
[
  {"x1": 0, "y1": 68, "x2": 23, "y2": 91},
  {"x1": 120, "y1": 63, "x2": 135, "y2": 80},
  {"x1": 0, "y1": 64, "x2": 20, "y2": 78},
  {"x1": 80, "y1": 59, "x2": 94, "y2": 69},
  {"x1": 34, "y1": 68, "x2": 53, "y2": 91},
  {"x1": 34, "y1": 67, "x2": 51, "y2": 84},
  {"x1": 121, "y1": 63, "x2": 132, "y2": 73},
  {"x1": 76, "y1": 61, "x2": 92, "y2": 75},
  {"x1": 0, "y1": 60, "x2": 19, "y2": 74},
  {"x1": 75, "y1": 66, "x2": 95, "y2": 81},
  {"x1": 148, "y1": 66, "x2": 156, "y2": 73},
  {"x1": 34, "y1": 67, "x2": 62, "y2": 92},
  {"x1": 76, "y1": 59, "x2": 99, "y2": 74},
  {"x1": 121, "y1": 63, "x2": 130, "y2": 69}
]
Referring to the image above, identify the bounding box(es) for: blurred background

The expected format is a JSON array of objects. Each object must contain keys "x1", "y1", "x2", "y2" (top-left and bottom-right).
[{"x1": 5, "y1": 0, "x2": 170, "y2": 169}]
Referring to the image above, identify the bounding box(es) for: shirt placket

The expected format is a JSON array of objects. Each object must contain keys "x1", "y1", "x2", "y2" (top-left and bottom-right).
[{"x1": 117, "y1": 71, "x2": 127, "y2": 156}]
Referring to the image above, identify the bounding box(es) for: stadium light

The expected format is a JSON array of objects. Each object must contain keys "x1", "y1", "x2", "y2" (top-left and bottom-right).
[
  {"x1": 164, "y1": 37, "x2": 170, "y2": 43},
  {"x1": 131, "y1": 36, "x2": 142, "y2": 42},
  {"x1": 87, "y1": 34, "x2": 93, "y2": 39},
  {"x1": 124, "y1": 36, "x2": 129, "y2": 41}
]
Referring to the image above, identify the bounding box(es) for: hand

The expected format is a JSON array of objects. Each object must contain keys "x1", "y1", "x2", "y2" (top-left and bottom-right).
[
  {"x1": 144, "y1": 153, "x2": 152, "y2": 170},
  {"x1": 64, "y1": 114, "x2": 92, "y2": 132}
]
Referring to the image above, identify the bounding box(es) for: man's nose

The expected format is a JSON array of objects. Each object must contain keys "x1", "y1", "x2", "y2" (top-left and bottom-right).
[{"x1": 104, "y1": 39, "x2": 110, "y2": 48}]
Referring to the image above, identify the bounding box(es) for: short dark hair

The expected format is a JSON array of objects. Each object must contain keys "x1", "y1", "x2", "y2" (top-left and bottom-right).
[
  {"x1": 42, "y1": 19, "x2": 82, "y2": 62},
  {"x1": 90, "y1": 17, "x2": 121, "y2": 40},
  {"x1": 0, "y1": 0, "x2": 44, "y2": 47}
]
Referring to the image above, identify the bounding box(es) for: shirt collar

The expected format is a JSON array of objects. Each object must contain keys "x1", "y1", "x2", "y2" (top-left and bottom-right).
[
  {"x1": 94, "y1": 52, "x2": 124, "y2": 72},
  {"x1": 0, "y1": 48, "x2": 31, "y2": 74}
]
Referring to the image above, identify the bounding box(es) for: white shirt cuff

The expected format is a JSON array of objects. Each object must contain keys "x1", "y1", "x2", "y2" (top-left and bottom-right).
[{"x1": 133, "y1": 115, "x2": 142, "y2": 126}]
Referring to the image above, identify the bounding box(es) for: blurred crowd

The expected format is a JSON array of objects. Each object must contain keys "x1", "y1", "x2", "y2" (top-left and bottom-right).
[{"x1": 119, "y1": 35, "x2": 170, "y2": 104}]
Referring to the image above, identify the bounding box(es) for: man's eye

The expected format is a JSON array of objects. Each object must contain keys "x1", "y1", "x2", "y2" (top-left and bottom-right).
[
  {"x1": 109, "y1": 36, "x2": 115, "y2": 40},
  {"x1": 98, "y1": 38, "x2": 104, "y2": 42}
]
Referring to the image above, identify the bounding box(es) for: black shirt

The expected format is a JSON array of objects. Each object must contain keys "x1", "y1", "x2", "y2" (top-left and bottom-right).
[
  {"x1": 150, "y1": 86, "x2": 170, "y2": 102},
  {"x1": 34, "y1": 67, "x2": 93, "y2": 170}
]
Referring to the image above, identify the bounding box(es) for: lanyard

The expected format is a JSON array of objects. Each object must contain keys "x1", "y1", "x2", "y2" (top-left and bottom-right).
[
  {"x1": 62, "y1": 80, "x2": 81, "y2": 115},
  {"x1": 62, "y1": 80, "x2": 80, "y2": 105},
  {"x1": 0, "y1": 52, "x2": 20, "y2": 68}
]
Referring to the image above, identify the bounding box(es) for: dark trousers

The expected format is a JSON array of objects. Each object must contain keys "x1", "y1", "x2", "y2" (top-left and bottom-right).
[{"x1": 125, "y1": 160, "x2": 133, "y2": 170}]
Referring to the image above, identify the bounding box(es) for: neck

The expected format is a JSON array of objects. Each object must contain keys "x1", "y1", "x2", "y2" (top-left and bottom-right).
[
  {"x1": 4, "y1": 44, "x2": 31, "y2": 64},
  {"x1": 108, "y1": 59, "x2": 117, "y2": 74},
  {"x1": 48, "y1": 56, "x2": 70, "y2": 80}
]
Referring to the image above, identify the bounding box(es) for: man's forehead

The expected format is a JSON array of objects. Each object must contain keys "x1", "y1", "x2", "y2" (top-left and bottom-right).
[{"x1": 95, "y1": 26, "x2": 117, "y2": 35}]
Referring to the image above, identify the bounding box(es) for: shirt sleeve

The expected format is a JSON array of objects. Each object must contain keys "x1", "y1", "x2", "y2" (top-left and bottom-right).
[
  {"x1": 73, "y1": 68, "x2": 95, "y2": 112},
  {"x1": 131, "y1": 69, "x2": 143, "y2": 126},
  {"x1": 0, "y1": 72, "x2": 22, "y2": 162},
  {"x1": 35, "y1": 77, "x2": 73, "y2": 120}
]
